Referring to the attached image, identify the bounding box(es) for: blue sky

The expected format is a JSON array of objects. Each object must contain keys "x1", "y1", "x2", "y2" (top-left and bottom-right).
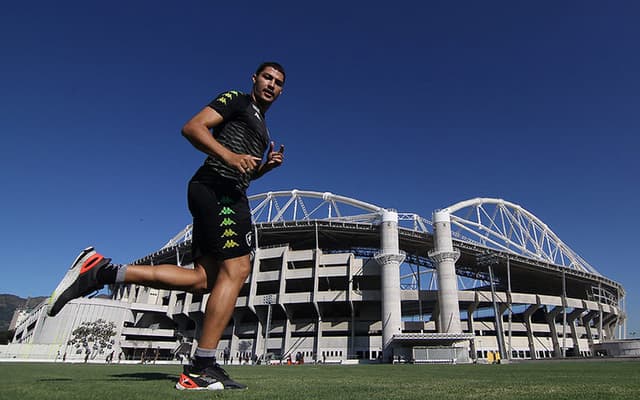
[{"x1": 1, "y1": 1, "x2": 638, "y2": 335}]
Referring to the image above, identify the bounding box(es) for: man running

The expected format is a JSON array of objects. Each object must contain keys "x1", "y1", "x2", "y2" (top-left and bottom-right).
[{"x1": 47, "y1": 62, "x2": 287, "y2": 391}]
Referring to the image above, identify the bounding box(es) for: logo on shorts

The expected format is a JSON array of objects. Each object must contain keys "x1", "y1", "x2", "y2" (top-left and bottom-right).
[
  {"x1": 221, "y1": 229, "x2": 237, "y2": 238},
  {"x1": 246, "y1": 232, "x2": 252, "y2": 248},
  {"x1": 219, "y1": 196, "x2": 234, "y2": 205},
  {"x1": 220, "y1": 218, "x2": 236, "y2": 226},
  {"x1": 219, "y1": 207, "x2": 235, "y2": 216},
  {"x1": 222, "y1": 240, "x2": 240, "y2": 249}
]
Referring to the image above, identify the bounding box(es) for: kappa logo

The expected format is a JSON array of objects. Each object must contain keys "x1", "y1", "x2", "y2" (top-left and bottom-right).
[
  {"x1": 219, "y1": 196, "x2": 234, "y2": 205},
  {"x1": 221, "y1": 229, "x2": 237, "y2": 238},
  {"x1": 219, "y1": 207, "x2": 235, "y2": 216},
  {"x1": 216, "y1": 91, "x2": 240, "y2": 105},
  {"x1": 220, "y1": 218, "x2": 236, "y2": 227},
  {"x1": 222, "y1": 240, "x2": 240, "y2": 249}
]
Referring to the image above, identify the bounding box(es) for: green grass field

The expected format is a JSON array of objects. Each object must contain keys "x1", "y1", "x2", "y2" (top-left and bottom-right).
[{"x1": 1, "y1": 360, "x2": 639, "y2": 400}]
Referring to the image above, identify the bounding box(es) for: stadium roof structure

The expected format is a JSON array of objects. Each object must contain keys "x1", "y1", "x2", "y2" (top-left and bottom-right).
[{"x1": 150, "y1": 190, "x2": 622, "y2": 304}]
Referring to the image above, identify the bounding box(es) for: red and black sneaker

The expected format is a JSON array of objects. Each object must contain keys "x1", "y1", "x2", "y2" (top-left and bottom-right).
[
  {"x1": 175, "y1": 364, "x2": 246, "y2": 391},
  {"x1": 176, "y1": 370, "x2": 224, "y2": 391},
  {"x1": 46, "y1": 247, "x2": 111, "y2": 317}
]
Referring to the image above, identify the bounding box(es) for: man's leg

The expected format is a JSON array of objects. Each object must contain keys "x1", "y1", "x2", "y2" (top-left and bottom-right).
[
  {"x1": 123, "y1": 263, "x2": 208, "y2": 293},
  {"x1": 47, "y1": 247, "x2": 210, "y2": 317},
  {"x1": 198, "y1": 254, "x2": 251, "y2": 349},
  {"x1": 177, "y1": 254, "x2": 251, "y2": 391}
]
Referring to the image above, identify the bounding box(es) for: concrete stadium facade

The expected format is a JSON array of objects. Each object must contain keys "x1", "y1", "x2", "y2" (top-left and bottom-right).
[{"x1": 6, "y1": 191, "x2": 626, "y2": 364}]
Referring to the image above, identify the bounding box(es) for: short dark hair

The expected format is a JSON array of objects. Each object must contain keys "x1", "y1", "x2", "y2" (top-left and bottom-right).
[{"x1": 255, "y1": 62, "x2": 286, "y2": 83}]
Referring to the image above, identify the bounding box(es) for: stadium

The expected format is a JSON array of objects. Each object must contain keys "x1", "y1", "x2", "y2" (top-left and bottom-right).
[{"x1": 7, "y1": 190, "x2": 627, "y2": 363}]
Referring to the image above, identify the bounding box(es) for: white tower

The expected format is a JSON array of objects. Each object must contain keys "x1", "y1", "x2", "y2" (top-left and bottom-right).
[
  {"x1": 374, "y1": 209, "x2": 405, "y2": 360},
  {"x1": 429, "y1": 210, "x2": 462, "y2": 333}
]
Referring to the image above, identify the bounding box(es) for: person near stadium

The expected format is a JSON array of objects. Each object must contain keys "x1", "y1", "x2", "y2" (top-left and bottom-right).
[{"x1": 47, "y1": 61, "x2": 287, "y2": 391}]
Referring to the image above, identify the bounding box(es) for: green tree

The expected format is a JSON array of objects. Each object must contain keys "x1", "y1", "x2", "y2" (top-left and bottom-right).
[
  {"x1": 0, "y1": 329, "x2": 15, "y2": 345},
  {"x1": 68, "y1": 319, "x2": 116, "y2": 357}
]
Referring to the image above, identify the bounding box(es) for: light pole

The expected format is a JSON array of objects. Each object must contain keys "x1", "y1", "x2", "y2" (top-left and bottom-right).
[{"x1": 263, "y1": 294, "x2": 273, "y2": 365}]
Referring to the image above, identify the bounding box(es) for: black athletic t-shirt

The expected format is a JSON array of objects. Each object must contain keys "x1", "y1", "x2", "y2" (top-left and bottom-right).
[{"x1": 191, "y1": 90, "x2": 270, "y2": 191}]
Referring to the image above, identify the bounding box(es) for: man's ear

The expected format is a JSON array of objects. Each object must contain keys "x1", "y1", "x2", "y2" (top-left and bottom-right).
[{"x1": 252, "y1": 74, "x2": 257, "y2": 84}]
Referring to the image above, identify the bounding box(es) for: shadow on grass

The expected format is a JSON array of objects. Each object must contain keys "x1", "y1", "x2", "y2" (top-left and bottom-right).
[
  {"x1": 38, "y1": 378, "x2": 73, "y2": 382},
  {"x1": 110, "y1": 372, "x2": 176, "y2": 382}
]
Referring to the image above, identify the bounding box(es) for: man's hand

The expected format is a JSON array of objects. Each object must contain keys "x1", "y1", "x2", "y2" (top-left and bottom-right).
[
  {"x1": 224, "y1": 152, "x2": 262, "y2": 174},
  {"x1": 252, "y1": 141, "x2": 285, "y2": 179},
  {"x1": 265, "y1": 141, "x2": 285, "y2": 169}
]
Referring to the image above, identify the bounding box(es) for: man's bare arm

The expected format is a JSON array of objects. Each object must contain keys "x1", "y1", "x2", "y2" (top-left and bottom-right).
[{"x1": 182, "y1": 107, "x2": 261, "y2": 174}]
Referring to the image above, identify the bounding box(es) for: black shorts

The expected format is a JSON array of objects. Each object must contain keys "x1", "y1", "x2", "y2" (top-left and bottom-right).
[{"x1": 187, "y1": 178, "x2": 253, "y2": 263}]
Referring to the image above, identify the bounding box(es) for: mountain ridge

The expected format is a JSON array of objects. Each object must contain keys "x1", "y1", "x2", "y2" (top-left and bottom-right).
[{"x1": 0, "y1": 293, "x2": 48, "y2": 331}]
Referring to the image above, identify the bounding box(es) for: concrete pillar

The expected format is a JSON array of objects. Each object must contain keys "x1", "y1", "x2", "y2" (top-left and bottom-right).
[
  {"x1": 498, "y1": 303, "x2": 509, "y2": 357},
  {"x1": 598, "y1": 303, "x2": 604, "y2": 341},
  {"x1": 603, "y1": 314, "x2": 618, "y2": 340},
  {"x1": 567, "y1": 308, "x2": 585, "y2": 355},
  {"x1": 282, "y1": 308, "x2": 293, "y2": 357},
  {"x1": 467, "y1": 292, "x2": 480, "y2": 359},
  {"x1": 314, "y1": 315, "x2": 322, "y2": 363},
  {"x1": 253, "y1": 319, "x2": 264, "y2": 361},
  {"x1": 546, "y1": 306, "x2": 562, "y2": 357},
  {"x1": 429, "y1": 210, "x2": 461, "y2": 333},
  {"x1": 582, "y1": 310, "x2": 598, "y2": 349},
  {"x1": 166, "y1": 290, "x2": 177, "y2": 318},
  {"x1": 229, "y1": 315, "x2": 239, "y2": 363},
  {"x1": 374, "y1": 209, "x2": 405, "y2": 361},
  {"x1": 524, "y1": 304, "x2": 541, "y2": 359},
  {"x1": 592, "y1": 307, "x2": 605, "y2": 342},
  {"x1": 312, "y1": 248, "x2": 322, "y2": 360},
  {"x1": 247, "y1": 248, "x2": 261, "y2": 314}
]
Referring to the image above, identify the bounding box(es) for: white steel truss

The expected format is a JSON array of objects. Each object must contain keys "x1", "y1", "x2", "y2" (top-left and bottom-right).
[
  {"x1": 441, "y1": 198, "x2": 600, "y2": 275},
  {"x1": 249, "y1": 190, "x2": 383, "y2": 224},
  {"x1": 161, "y1": 190, "x2": 385, "y2": 249},
  {"x1": 161, "y1": 190, "x2": 599, "y2": 277}
]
